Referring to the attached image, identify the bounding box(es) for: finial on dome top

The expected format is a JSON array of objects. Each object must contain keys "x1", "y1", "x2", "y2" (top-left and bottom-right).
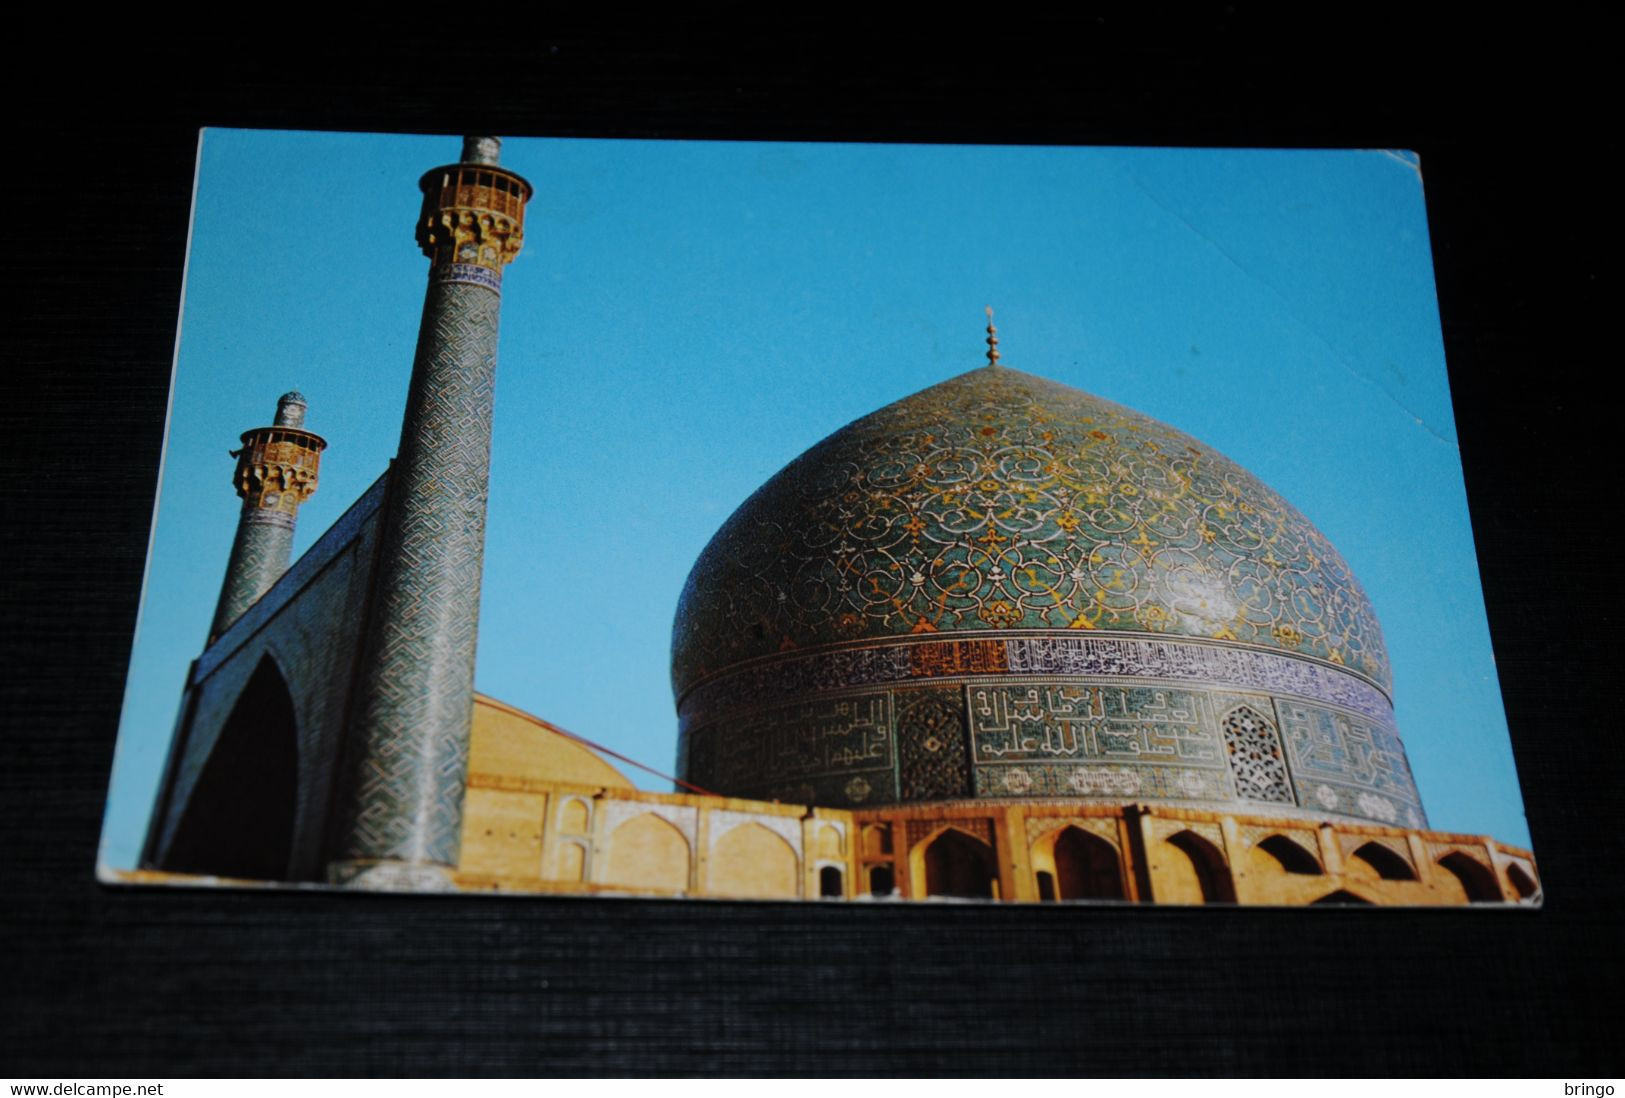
[{"x1": 984, "y1": 306, "x2": 1002, "y2": 368}]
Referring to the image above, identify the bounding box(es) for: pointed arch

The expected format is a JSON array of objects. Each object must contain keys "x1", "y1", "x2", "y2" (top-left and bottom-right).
[
  {"x1": 1253, "y1": 834, "x2": 1323, "y2": 876},
  {"x1": 1349, "y1": 841, "x2": 1416, "y2": 881},
  {"x1": 1038, "y1": 826, "x2": 1125, "y2": 901},
  {"x1": 557, "y1": 797, "x2": 590, "y2": 835},
  {"x1": 709, "y1": 822, "x2": 799, "y2": 899},
  {"x1": 162, "y1": 655, "x2": 299, "y2": 881},
  {"x1": 1438, "y1": 851, "x2": 1502, "y2": 903},
  {"x1": 1164, "y1": 829, "x2": 1237, "y2": 904},
  {"x1": 819, "y1": 865, "x2": 845, "y2": 898},
  {"x1": 1311, "y1": 889, "x2": 1375, "y2": 905},
  {"x1": 862, "y1": 824, "x2": 892, "y2": 858},
  {"x1": 868, "y1": 864, "x2": 895, "y2": 897},
  {"x1": 1505, "y1": 862, "x2": 1539, "y2": 901},
  {"x1": 915, "y1": 826, "x2": 998, "y2": 899},
  {"x1": 603, "y1": 813, "x2": 690, "y2": 893},
  {"x1": 814, "y1": 824, "x2": 843, "y2": 860}
]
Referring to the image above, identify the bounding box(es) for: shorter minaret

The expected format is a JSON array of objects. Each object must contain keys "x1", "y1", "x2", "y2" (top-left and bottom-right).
[{"x1": 207, "y1": 391, "x2": 326, "y2": 640}]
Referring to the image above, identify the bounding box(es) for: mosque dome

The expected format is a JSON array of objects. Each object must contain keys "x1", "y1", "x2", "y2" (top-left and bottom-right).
[{"x1": 672, "y1": 359, "x2": 1424, "y2": 829}]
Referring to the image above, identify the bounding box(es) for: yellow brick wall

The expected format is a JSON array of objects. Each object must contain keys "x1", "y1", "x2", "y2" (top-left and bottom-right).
[
  {"x1": 451, "y1": 695, "x2": 1537, "y2": 908},
  {"x1": 708, "y1": 823, "x2": 799, "y2": 899},
  {"x1": 600, "y1": 813, "x2": 690, "y2": 893},
  {"x1": 459, "y1": 788, "x2": 546, "y2": 879},
  {"x1": 468, "y1": 695, "x2": 635, "y2": 790}
]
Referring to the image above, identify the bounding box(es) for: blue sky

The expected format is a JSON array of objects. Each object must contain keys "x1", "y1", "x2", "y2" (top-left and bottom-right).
[{"x1": 98, "y1": 131, "x2": 1528, "y2": 869}]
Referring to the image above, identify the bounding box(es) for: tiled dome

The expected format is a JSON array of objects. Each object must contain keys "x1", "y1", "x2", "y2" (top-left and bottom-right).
[
  {"x1": 671, "y1": 364, "x2": 1419, "y2": 827},
  {"x1": 674, "y1": 365, "x2": 1389, "y2": 698}
]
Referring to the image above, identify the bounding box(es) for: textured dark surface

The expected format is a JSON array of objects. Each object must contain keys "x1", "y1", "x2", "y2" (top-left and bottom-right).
[{"x1": 3, "y1": 24, "x2": 1617, "y2": 1077}]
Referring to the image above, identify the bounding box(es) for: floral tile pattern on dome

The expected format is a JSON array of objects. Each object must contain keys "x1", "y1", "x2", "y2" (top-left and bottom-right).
[{"x1": 673, "y1": 366, "x2": 1390, "y2": 698}]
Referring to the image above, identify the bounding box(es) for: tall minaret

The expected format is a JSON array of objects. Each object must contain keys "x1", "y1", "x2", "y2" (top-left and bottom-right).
[
  {"x1": 330, "y1": 136, "x2": 531, "y2": 889},
  {"x1": 208, "y1": 391, "x2": 326, "y2": 640}
]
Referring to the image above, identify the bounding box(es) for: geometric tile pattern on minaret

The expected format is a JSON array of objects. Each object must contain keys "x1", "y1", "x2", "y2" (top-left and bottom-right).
[
  {"x1": 208, "y1": 390, "x2": 325, "y2": 641},
  {"x1": 337, "y1": 282, "x2": 499, "y2": 867},
  {"x1": 331, "y1": 137, "x2": 530, "y2": 879}
]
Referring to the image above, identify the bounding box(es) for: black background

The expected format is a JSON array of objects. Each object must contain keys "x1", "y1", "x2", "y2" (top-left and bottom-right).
[{"x1": 4, "y1": 19, "x2": 1617, "y2": 1077}]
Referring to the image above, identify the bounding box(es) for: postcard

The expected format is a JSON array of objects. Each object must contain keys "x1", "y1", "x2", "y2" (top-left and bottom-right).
[{"x1": 98, "y1": 129, "x2": 1537, "y2": 906}]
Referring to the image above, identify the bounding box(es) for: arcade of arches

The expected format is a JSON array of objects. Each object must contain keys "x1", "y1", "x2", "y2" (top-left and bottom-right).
[
  {"x1": 143, "y1": 682, "x2": 1541, "y2": 908},
  {"x1": 434, "y1": 703, "x2": 1539, "y2": 906}
]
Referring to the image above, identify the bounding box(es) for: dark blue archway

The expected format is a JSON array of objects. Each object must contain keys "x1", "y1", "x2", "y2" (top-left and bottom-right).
[{"x1": 163, "y1": 657, "x2": 298, "y2": 880}]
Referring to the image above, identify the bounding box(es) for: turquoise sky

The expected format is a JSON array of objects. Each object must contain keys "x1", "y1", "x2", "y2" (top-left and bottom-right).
[{"x1": 98, "y1": 131, "x2": 1529, "y2": 870}]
